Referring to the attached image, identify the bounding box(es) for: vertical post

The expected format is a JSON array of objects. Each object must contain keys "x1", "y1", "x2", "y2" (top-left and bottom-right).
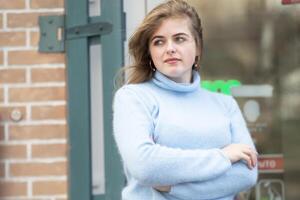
[
  {"x1": 65, "y1": 0, "x2": 92, "y2": 200},
  {"x1": 101, "y1": 0, "x2": 125, "y2": 199}
]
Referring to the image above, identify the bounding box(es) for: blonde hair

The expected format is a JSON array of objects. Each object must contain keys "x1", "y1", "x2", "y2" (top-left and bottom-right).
[{"x1": 115, "y1": 0, "x2": 203, "y2": 87}]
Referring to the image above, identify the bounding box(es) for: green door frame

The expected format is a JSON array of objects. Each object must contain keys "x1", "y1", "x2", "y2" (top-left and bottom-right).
[{"x1": 65, "y1": 0, "x2": 125, "y2": 199}]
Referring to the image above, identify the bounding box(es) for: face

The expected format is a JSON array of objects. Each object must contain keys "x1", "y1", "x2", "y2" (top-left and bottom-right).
[{"x1": 149, "y1": 17, "x2": 199, "y2": 83}]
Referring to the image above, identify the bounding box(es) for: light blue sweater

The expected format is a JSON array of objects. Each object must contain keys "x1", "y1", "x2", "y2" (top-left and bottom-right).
[{"x1": 113, "y1": 70, "x2": 258, "y2": 200}]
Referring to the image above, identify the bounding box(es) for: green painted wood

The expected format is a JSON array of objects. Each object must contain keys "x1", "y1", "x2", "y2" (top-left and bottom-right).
[
  {"x1": 38, "y1": 15, "x2": 64, "y2": 52},
  {"x1": 96, "y1": 1, "x2": 125, "y2": 199},
  {"x1": 65, "y1": 0, "x2": 91, "y2": 200},
  {"x1": 66, "y1": 21, "x2": 112, "y2": 40},
  {"x1": 66, "y1": 0, "x2": 124, "y2": 200}
]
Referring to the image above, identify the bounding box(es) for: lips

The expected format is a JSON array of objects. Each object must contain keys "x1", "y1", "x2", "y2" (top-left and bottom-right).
[{"x1": 164, "y1": 58, "x2": 181, "y2": 64}]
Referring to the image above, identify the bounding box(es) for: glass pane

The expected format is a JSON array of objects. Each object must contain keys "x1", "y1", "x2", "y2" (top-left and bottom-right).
[
  {"x1": 89, "y1": 0, "x2": 101, "y2": 17},
  {"x1": 90, "y1": 41, "x2": 105, "y2": 195},
  {"x1": 188, "y1": 0, "x2": 300, "y2": 199}
]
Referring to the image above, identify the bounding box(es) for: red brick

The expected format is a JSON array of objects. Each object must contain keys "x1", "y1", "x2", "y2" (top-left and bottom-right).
[
  {"x1": 9, "y1": 125, "x2": 67, "y2": 140},
  {"x1": 8, "y1": 50, "x2": 65, "y2": 65},
  {"x1": 0, "y1": 126, "x2": 4, "y2": 141},
  {"x1": 31, "y1": 0, "x2": 64, "y2": 9},
  {"x1": 0, "y1": 181, "x2": 27, "y2": 196},
  {"x1": 7, "y1": 13, "x2": 39, "y2": 28},
  {"x1": 7, "y1": 12, "x2": 62, "y2": 28},
  {"x1": 0, "y1": 88, "x2": 4, "y2": 102},
  {"x1": 0, "y1": 106, "x2": 26, "y2": 122},
  {"x1": 30, "y1": 31, "x2": 39, "y2": 47},
  {"x1": 0, "y1": 51, "x2": 3, "y2": 65},
  {"x1": 33, "y1": 180, "x2": 67, "y2": 195},
  {"x1": 0, "y1": 69, "x2": 26, "y2": 84},
  {"x1": 0, "y1": 14, "x2": 3, "y2": 29},
  {"x1": 10, "y1": 161, "x2": 66, "y2": 177},
  {"x1": 0, "y1": 0, "x2": 25, "y2": 9},
  {"x1": 9, "y1": 87, "x2": 65, "y2": 102},
  {"x1": 0, "y1": 144, "x2": 27, "y2": 160},
  {"x1": 0, "y1": 163, "x2": 4, "y2": 177},
  {"x1": 0, "y1": 32, "x2": 26, "y2": 47},
  {"x1": 31, "y1": 105, "x2": 66, "y2": 120},
  {"x1": 31, "y1": 68, "x2": 65, "y2": 83},
  {"x1": 32, "y1": 143, "x2": 67, "y2": 158}
]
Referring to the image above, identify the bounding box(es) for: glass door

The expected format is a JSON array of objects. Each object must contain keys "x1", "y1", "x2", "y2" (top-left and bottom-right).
[{"x1": 187, "y1": 1, "x2": 300, "y2": 199}]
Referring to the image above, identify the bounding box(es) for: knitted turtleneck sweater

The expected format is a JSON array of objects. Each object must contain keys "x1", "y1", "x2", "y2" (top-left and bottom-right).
[{"x1": 113, "y1": 70, "x2": 257, "y2": 200}]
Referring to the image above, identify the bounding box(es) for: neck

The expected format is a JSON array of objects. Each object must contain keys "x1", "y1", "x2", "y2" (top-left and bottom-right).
[
  {"x1": 165, "y1": 73, "x2": 193, "y2": 84},
  {"x1": 152, "y1": 70, "x2": 200, "y2": 93}
]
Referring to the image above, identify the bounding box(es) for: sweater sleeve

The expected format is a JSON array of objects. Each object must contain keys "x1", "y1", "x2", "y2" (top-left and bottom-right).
[
  {"x1": 113, "y1": 86, "x2": 232, "y2": 186},
  {"x1": 168, "y1": 96, "x2": 258, "y2": 199},
  {"x1": 169, "y1": 162, "x2": 257, "y2": 200}
]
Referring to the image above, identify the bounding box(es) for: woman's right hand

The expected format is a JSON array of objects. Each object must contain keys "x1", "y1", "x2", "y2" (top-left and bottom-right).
[
  {"x1": 221, "y1": 144, "x2": 257, "y2": 169},
  {"x1": 153, "y1": 185, "x2": 171, "y2": 193}
]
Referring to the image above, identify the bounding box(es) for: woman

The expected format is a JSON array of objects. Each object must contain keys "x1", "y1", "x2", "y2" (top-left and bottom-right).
[{"x1": 113, "y1": 0, "x2": 258, "y2": 199}]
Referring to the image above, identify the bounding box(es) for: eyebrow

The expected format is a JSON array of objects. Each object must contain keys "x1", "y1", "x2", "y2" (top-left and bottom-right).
[
  {"x1": 173, "y1": 33, "x2": 189, "y2": 37},
  {"x1": 150, "y1": 35, "x2": 164, "y2": 42},
  {"x1": 150, "y1": 32, "x2": 190, "y2": 42}
]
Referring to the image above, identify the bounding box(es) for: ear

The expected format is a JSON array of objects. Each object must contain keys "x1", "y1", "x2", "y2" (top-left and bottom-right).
[
  {"x1": 195, "y1": 54, "x2": 201, "y2": 63},
  {"x1": 196, "y1": 47, "x2": 201, "y2": 59},
  {"x1": 199, "y1": 49, "x2": 203, "y2": 59},
  {"x1": 196, "y1": 39, "x2": 203, "y2": 58}
]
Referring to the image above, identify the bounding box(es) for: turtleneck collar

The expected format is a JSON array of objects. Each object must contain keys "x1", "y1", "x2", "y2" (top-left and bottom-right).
[{"x1": 152, "y1": 70, "x2": 201, "y2": 93}]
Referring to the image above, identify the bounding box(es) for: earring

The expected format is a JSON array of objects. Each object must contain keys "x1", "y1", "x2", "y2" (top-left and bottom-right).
[
  {"x1": 193, "y1": 56, "x2": 199, "y2": 69},
  {"x1": 150, "y1": 60, "x2": 156, "y2": 71}
]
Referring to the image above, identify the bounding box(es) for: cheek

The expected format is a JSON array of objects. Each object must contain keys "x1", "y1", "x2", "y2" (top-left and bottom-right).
[
  {"x1": 183, "y1": 50, "x2": 196, "y2": 65},
  {"x1": 150, "y1": 48, "x2": 163, "y2": 62}
]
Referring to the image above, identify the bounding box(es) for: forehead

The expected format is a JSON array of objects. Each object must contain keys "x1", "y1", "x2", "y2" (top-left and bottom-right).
[{"x1": 152, "y1": 17, "x2": 193, "y2": 37}]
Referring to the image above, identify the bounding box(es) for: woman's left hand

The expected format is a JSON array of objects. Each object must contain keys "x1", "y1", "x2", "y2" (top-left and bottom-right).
[{"x1": 153, "y1": 185, "x2": 171, "y2": 192}]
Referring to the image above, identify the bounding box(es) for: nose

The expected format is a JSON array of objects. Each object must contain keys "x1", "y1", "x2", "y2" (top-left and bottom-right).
[{"x1": 166, "y1": 40, "x2": 176, "y2": 54}]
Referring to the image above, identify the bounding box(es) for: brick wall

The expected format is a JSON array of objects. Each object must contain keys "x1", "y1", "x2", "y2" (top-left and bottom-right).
[{"x1": 0, "y1": 0, "x2": 67, "y2": 200}]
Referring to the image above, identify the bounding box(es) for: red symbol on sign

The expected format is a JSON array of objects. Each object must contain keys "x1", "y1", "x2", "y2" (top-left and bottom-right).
[
  {"x1": 258, "y1": 154, "x2": 284, "y2": 173},
  {"x1": 282, "y1": 0, "x2": 300, "y2": 4}
]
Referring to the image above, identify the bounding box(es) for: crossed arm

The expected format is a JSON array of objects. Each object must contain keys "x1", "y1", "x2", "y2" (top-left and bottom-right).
[
  {"x1": 155, "y1": 96, "x2": 258, "y2": 199},
  {"x1": 113, "y1": 88, "x2": 258, "y2": 199}
]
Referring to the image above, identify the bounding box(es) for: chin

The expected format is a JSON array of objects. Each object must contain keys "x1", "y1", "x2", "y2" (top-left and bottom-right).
[
  {"x1": 166, "y1": 73, "x2": 183, "y2": 82},
  {"x1": 163, "y1": 71, "x2": 180, "y2": 78}
]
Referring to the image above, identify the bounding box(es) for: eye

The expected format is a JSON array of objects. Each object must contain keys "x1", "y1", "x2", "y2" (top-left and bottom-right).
[
  {"x1": 153, "y1": 39, "x2": 164, "y2": 46},
  {"x1": 175, "y1": 36, "x2": 186, "y2": 43}
]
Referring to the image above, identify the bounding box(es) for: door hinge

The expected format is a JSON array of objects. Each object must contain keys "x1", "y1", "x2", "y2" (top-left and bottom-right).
[{"x1": 38, "y1": 15, "x2": 112, "y2": 52}]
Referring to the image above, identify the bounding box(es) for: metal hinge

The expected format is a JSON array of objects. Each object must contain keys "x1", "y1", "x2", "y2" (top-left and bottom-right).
[{"x1": 38, "y1": 15, "x2": 112, "y2": 52}]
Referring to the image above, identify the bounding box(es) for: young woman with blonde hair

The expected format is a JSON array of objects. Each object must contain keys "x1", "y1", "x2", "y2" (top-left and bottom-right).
[{"x1": 113, "y1": 0, "x2": 258, "y2": 199}]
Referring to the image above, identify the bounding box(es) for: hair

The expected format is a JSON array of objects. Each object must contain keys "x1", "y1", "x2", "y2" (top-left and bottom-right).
[{"x1": 115, "y1": 0, "x2": 203, "y2": 88}]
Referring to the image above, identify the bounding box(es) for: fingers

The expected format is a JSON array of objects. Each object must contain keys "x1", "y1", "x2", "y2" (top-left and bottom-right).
[
  {"x1": 241, "y1": 152, "x2": 252, "y2": 169},
  {"x1": 242, "y1": 146, "x2": 257, "y2": 169},
  {"x1": 221, "y1": 143, "x2": 258, "y2": 169},
  {"x1": 153, "y1": 185, "x2": 171, "y2": 192},
  {"x1": 250, "y1": 150, "x2": 257, "y2": 167}
]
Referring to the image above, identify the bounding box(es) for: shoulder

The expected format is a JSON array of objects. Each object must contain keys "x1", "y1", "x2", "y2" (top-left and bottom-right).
[
  {"x1": 114, "y1": 82, "x2": 158, "y2": 112},
  {"x1": 114, "y1": 82, "x2": 154, "y2": 101},
  {"x1": 200, "y1": 89, "x2": 239, "y2": 114},
  {"x1": 200, "y1": 88, "x2": 234, "y2": 103}
]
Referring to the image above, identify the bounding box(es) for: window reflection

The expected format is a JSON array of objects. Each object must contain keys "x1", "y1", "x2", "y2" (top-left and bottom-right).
[{"x1": 188, "y1": 0, "x2": 300, "y2": 199}]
